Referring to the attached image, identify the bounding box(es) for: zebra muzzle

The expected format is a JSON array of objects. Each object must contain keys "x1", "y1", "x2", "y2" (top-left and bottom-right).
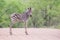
[{"x1": 30, "y1": 15, "x2": 32, "y2": 17}]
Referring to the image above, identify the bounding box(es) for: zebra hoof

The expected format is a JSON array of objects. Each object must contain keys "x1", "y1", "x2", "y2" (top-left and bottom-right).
[
  {"x1": 10, "y1": 32, "x2": 12, "y2": 35},
  {"x1": 25, "y1": 32, "x2": 28, "y2": 35}
]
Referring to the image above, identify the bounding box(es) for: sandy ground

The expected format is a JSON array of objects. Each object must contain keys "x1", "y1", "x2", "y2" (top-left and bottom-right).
[{"x1": 0, "y1": 28, "x2": 60, "y2": 40}]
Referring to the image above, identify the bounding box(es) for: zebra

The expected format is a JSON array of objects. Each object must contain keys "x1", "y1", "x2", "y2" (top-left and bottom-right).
[{"x1": 10, "y1": 7, "x2": 32, "y2": 35}]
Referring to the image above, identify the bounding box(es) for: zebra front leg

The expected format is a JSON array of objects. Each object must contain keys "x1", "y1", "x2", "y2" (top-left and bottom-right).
[
  {"x1": 24, "y1": 21, "x2": 28, "y2": 35},
  {"x1": 10, "y1": 23, "x2": 13, "y2": 35}
]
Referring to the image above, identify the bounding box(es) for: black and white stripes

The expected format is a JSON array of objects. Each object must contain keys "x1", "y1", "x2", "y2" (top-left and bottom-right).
[{"x1": 10, "y1": 7, "x2": 32, "y2": 35}]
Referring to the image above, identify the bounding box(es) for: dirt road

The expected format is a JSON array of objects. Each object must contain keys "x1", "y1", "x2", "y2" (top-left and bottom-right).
[{"x1": 0, "y1": 28, "x2": 60, "y2": 40}]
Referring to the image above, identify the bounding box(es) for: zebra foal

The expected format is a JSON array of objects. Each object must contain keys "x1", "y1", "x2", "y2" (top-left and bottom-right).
[{"x1": 10, "y1": 8, "x2": 32, "y2": 35}]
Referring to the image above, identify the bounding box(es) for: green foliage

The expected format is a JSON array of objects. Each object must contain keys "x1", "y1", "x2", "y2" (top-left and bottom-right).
[{"x1": 0, "y1": 0, "x2": 60, "y2": 28}]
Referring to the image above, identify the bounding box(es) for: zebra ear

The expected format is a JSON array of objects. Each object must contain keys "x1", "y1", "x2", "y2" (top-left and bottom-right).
[
  {"x1": 28, "y1": 7, "x2": 31, "y2": 10},
  {"x1": 30, "y1": 7, "x2": 31, "y2": 9},
  {"x1": 28, "y1": 8, "x2": 29, "y2": 9}
]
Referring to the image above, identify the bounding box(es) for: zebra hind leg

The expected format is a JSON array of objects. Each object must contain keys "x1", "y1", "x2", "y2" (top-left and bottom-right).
[{"x1": 10, "y1": 23, "x2": 13, "y2": 35}]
